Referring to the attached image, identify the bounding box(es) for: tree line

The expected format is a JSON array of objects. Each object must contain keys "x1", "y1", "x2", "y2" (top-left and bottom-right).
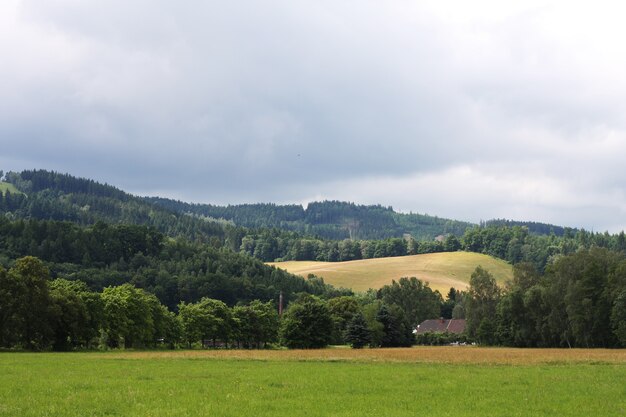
[
  {"x1": 461, "y1": 225, "x2": 626, "y2": 272},
  {"x1": 0, "y1": 256, "x2": 276, "y2": 350},
  {"x1": 2, "y1": 250, "x2": 624, "y2": 350},
  {"x1": 239, "y1": 230, "x2": 453, "y2": 262},
  {"x1": 146, "y1": 198, "x2": 472, "y2": 241},
  {"x1": 0, "y1": 217, "x2": 350, "y2": 311},
  {"x1": 465, "y1": 247, "x2": 626, "y2": 348},
  {"x1": 238, "y1": 225, "x2": 626, "y2": 275},
  {"x1": 1, "y1": 256, "x2": 452, "y2": 351}
]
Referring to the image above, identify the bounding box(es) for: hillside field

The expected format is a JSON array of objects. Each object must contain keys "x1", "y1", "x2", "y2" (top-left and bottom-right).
[
  {"x1": 0, "y1": 182, "x2": 20, "y2": 195},
  {"x1": 269, "y1": 252, "x2": 513, "y2": 293},
  {"x1": 0, "y1": 349, "x2": 623, "y2": 417}
]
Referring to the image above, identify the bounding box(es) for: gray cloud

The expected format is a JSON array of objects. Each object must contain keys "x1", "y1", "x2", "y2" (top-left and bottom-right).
[{"x1": 1, "y1": 0, "x2": 626, "y2": 231}]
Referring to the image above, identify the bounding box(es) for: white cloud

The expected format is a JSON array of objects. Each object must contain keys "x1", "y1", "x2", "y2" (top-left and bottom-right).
[
  {"x1": 297, "y1": 163, "x2": 626, "y2": 232},
  {"x1": 1, "y1": 0, "x2": 625, "y2": 231}
]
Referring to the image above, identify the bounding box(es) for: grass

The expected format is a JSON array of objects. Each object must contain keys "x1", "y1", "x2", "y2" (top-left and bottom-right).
[
  {"x1": 269, "y1": 252, "x2": 513, "y2": 293},
  {"x1": 0, "y1": 348, "x2": 624, "y2": 417},
  {"x1": 0, "y1": 182, "x2": 20, "y2": 195}
]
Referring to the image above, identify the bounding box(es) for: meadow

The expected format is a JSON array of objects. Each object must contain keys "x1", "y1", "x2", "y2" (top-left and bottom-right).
[
  {"x1": 1, "y1": 348, "x2": 624, "y2": 417},
  {"x1": 269, "y1": 251, "x2": 513, "y2": 293},
  {"x1": 0, "y1": 182, "x2": 20, "y2": 195}
]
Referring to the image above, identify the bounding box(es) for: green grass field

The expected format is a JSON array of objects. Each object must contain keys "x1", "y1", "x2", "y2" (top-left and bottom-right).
[
  {"x1": 269, "y1": 252, "x2": 513, "y2": 293},
  {"x1": 0, "y1": 349, "x2": 624, "y2": 417},
  {"x1": 0, "y1": 182, "x2": 20, "y2": 195}
]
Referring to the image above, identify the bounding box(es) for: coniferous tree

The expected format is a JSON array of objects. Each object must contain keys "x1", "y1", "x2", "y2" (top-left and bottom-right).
[{"x1": 345, "y1": 312, "x2": 371, "y2": 349}]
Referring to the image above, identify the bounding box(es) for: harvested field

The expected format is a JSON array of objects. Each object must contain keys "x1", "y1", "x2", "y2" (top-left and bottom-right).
[{"x1": 269, "y1": 252, "x2": 513, "y2": 293}]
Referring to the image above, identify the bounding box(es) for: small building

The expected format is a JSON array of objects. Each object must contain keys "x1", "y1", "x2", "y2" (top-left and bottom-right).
[{"x1": 414, "y1": 318, "x2": 466, "y2": 335}]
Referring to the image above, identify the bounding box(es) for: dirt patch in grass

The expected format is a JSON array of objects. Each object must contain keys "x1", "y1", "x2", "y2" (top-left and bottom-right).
[{"x1": 97, "y1": 346, "x2": 626, "y2": 365}]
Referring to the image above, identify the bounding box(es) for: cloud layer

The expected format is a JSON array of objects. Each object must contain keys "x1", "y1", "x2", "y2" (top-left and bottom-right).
[{"x1": 1, "y1": 0, "x2": 625, "y2": 231}]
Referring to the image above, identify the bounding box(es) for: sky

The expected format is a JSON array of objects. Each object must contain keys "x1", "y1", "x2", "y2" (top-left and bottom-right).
[{"x1": 1, "y1": 0, "x2": 626, "y2": 232}]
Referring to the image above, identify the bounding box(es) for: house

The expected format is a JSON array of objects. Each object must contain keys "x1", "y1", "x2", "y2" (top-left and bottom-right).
[{"x1": 414, "y1": 318, "x2": 466, "y2": 335}]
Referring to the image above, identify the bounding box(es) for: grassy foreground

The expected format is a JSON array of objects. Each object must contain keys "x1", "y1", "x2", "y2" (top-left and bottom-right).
[
  {"x1": 1, "y1": 348, "x2": 624, "y2": 417},
  {"x1": 269, "y1": 252, "x2": 513, "y2": 293}
]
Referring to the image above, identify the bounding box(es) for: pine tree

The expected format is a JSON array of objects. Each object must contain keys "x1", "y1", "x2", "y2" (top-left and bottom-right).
[{"x1": 345, "y1": 312, "x2": 371, "y2": 349}]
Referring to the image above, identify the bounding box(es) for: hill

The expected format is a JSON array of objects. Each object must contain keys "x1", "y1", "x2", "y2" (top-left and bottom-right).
[
  {"x1": 147, "y1": 198, "x2": 576, "y2": 241},
  {"x1": 2, "y1": 169, "x2": 621, "y2": 272},
  {"x1": 0, "y1": 170, "x2": 348, "y2": 307},
  {"x1": 146, "y1": 198, "x2": 474, "y2": 240},
  {"x1": 0, "y1": 169, "x2": 239, "y2": 246},
  {"x1": 269, "y1": 252, "x2": 513, "y2": 294}
]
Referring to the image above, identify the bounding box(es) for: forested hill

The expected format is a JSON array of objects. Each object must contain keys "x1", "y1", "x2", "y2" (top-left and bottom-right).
[
  {"x1": 0, "y1": 170, "x2": 349, "y2": 309},
  {"x1": 0, "y1": 169, "x2": 241, "y2": 247},
  {"x1": 1, "y1": 169, "x2": 569, "y2": 243},
  {"x1": 145, "y1": 198, "x2": 473, "y2": 240},
  {"x1": 4, "y1": 169, "x2": 613, "y2": 272}
]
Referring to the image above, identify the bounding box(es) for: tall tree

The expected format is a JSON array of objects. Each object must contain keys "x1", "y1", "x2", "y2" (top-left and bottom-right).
[
  {"x1": 233, "y1": 300, "x2": 278, "y2": 348},
  {"x1": 280, "y1": 294, "x2": 333, "y2": 349},
  {"x1": 48, "y1": 279, "x2": 95, "y2": 351},
  {"x1": 7, "y1": 257, "x2": 53, "y2": 350},
  {"x1": 327, "y1": 296, "x2": 360, "y2": 344},
  {"x1": 178, "y1": 300, "x2": 219, "y2": 348},
  {"x1": 0, "y1": 265, "x2": 19, "y2": 347},
  {"x1": 466, "y1": 266, "x2": 500, "y2": 343},
  {"x1": 378, "y1": 277, "x2": 442, "y2": 327},
  {"x1": 101, "y1": 284, "x2": 157, "y2": 348},
  {"x1": 376, "y1": 304, "x2": 414, "y2": 347},
  {"x1": 345, "y1": 312, "x2": 371, "y2": 349}
]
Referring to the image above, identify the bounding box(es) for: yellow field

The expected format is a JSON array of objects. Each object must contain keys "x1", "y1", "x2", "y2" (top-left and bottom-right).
[
  {"x1": 99, "y1": 347, "x2": 626, "y2": 365},
  {"x1": 269, "y1": 252, "x2": 513, "y2": 293}
]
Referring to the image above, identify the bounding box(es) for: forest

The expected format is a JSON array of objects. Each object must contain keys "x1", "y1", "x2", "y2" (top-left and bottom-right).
[
  {"x1": 465, "y1": 248, "x2": 626, "y2": 348},
  {"x1": 145, "y1": 197, "x2": 472, "y2": 240},
  {"x1": 2, "y1": 249, "x2": 624, "y2": 350},
  {"x1": 0, "y1": 256, "x2": 441, "y2": 350},
  {"x1": 0, "y1": 169, "x2": 625, "y2": 350}
]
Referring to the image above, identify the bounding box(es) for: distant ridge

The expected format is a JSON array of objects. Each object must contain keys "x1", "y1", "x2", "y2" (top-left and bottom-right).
[
  {"x1": 146, "y1": 197, "x2": 473, "y2": 240},
  {"x1": 1, "y1": 169, "x2": 623, "y2": 272},
  {"x1": 1, "y1": 169, "x2": 575, "y2": 243},
  {"x1": 147, "y1": 196, "x2": 575, "y2": 240}
]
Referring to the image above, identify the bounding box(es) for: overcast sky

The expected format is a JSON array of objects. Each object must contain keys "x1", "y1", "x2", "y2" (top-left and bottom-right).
[{"x1": 1, "y1": 0, "x2": 626, "y2": 232}]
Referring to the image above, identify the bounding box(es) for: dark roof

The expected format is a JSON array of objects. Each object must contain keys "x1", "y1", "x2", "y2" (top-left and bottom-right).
[{"x1": 415, "y1": 319, "x2": 466, "y2": 335}]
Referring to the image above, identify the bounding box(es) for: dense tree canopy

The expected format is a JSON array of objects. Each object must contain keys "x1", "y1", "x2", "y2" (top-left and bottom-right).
[
  {"x1": 378, "y1": 277, "x2": 442, "y2": 327},
  {"x1": 466, "y1": 266, "x2": 500, "y2": 344},
  {"x1": 280, "y1": 294, "x2": 334, "y2": 349},
  {"x1": 0, "y1": 217, "x2": 348, "y2": 311},
  {"x1": 470, "y1": 248, "x2": 626, "y2": 348}
]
